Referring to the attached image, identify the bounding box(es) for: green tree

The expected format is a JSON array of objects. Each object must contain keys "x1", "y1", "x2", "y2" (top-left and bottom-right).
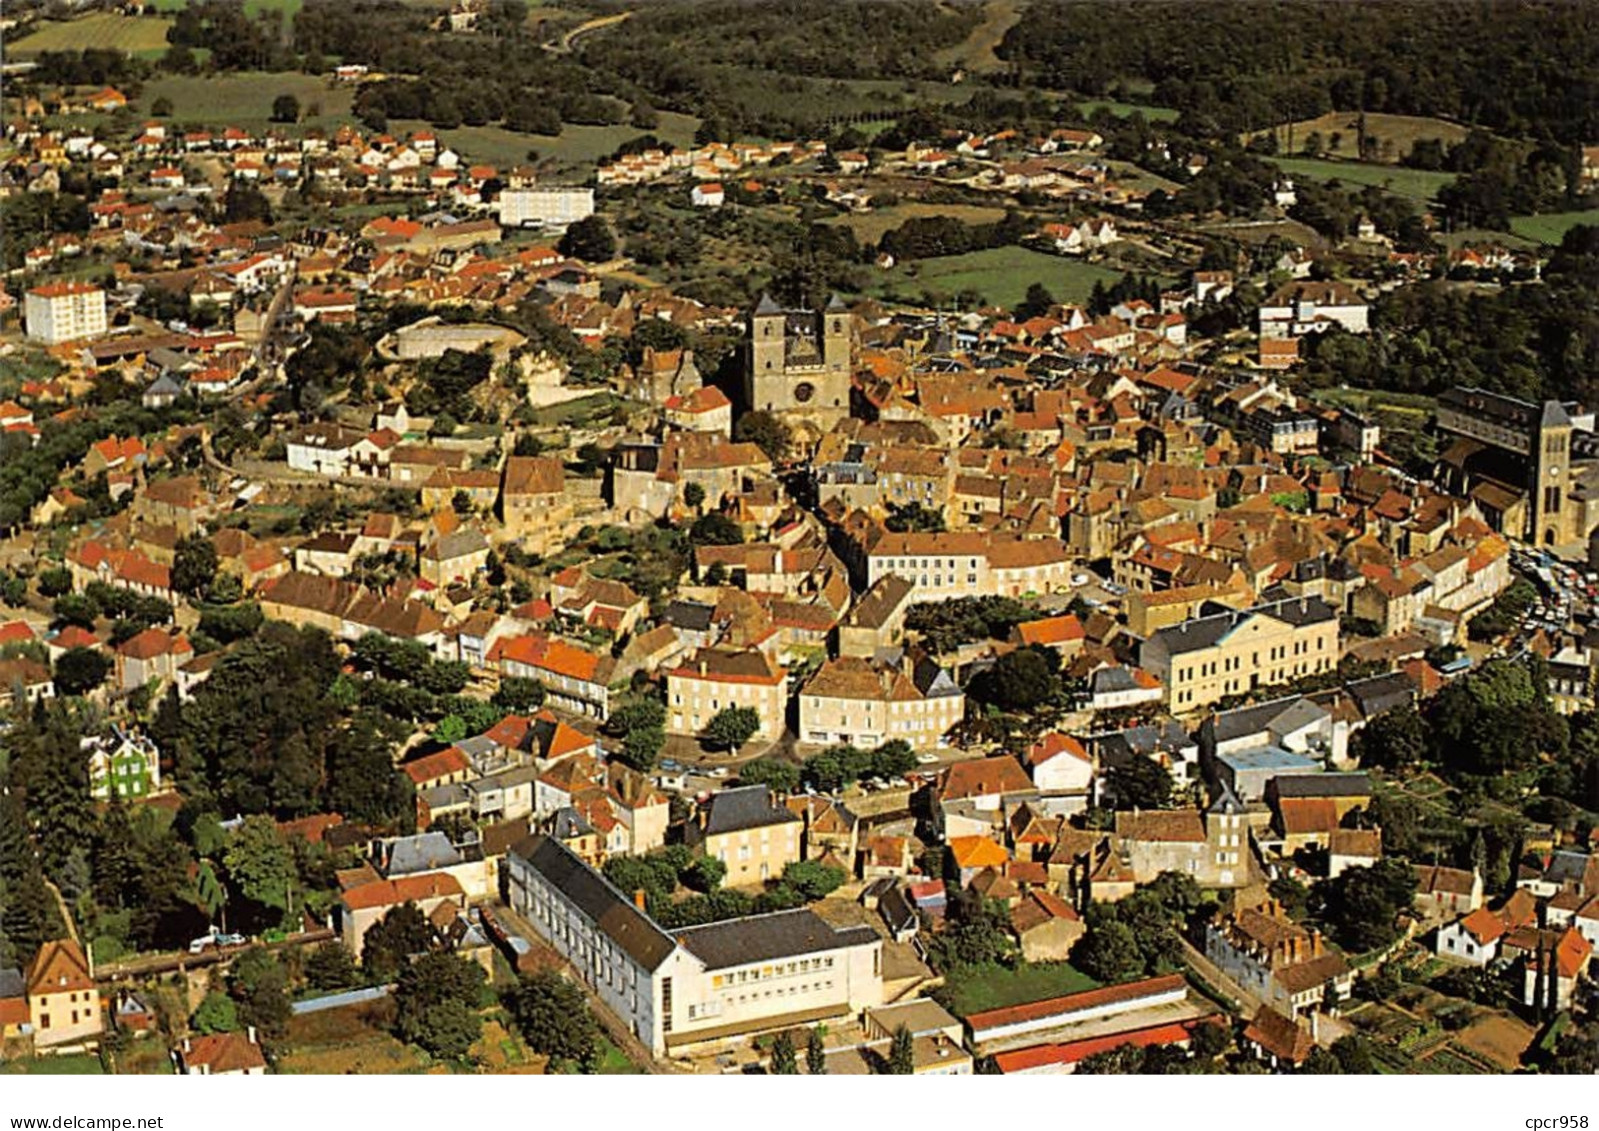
[
  {"x1": 509, "y1": 971, "x2": 599, "y2": 1070},
  {"x1": 780, "y1": 860, "x2": 845, "y2": 901},
  {"x1": 968, "y1": 648, "x2": 1057, "y2": 711},
  {"x1": 1313, "y1": 858, "x2": 1417, "y2": 951},
  {"x1": 689, "y1": 513, "x2": 742, "y2": 546},
  {"x1": 888, "y1": 1024, "x2": 915, "y2": 1074},
  {"x1": 191, "y1": 991, "x2": 239, "y2": 1034},
  {"x1": 557, "y1": 215, "x2": 616, "y2": 262},
  {"x1": 362, "y1": 902, "x2": 437, "y2": 981},
  {"x1": 683, "y1": 855, "x2": 726, "y2": 893},
  {"x1": 54, "y1": 647, "x2": 111, "y2": 696},
  {"x1": 733, "y1": 411, "x2": 792, "y2": 462},
  {"x1": 807, "y1": 1026, "x2": 827, "y2": 1075},
  {"x1": 304, "y1": 942, "x2": 359, "y2": 990},
  {"x1": 1016, "y1": 281, "x2": 1057, "y2": 320},
  {"x1": 223, "y1": 816, "x2": 296, "y2": 918},
  {"x1": 492, "y1": 676, "x2": 546, "y2": 713},
  {"x1": 394, "y1": 952, "x2": 486, "y2": 1060},
  {"x1": 271, "y1": 93, "x2": 301, "y2": 123},
  {"x1": 703, "y1": 706, "x2": 760, "y2": 751},
  {"x1": 172, "y1": 535, "x2": 219, "y2": 598},
  {"x1": 738, "y1": 758, "x2": 801, "y2": 793},
  {"x1": 771, "y1": 1030, "x2": 799, "y2": 1074},
  {"x1": 683, "y1": 482, "x2": 706, "y2": 509},
  {"x1": 619, "y1": 725, "x2": 666, "y2": 773},
  {"x1": 1107, "y1": 753, "x2": 1175, "y2": 810},
  {"x1": 1072, "y1": 920, "x2": 1145, "y2": 983},
  {"x1": 228, "y1": 948, "x2": 291, "y2": 1042}
]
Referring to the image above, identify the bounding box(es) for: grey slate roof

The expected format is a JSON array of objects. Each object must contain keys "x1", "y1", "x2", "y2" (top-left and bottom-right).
[
  {"x1": 1270, "y1": 772, "x2": 1371, "y2": 799},
  {"x1": 1210, "y1": 695, "x2": 1329, "y2": 744},
  {"x1": 0, "y1": 967, "x2": 24, "y2": 1000},
  {"x1": 383, "y1": 831, "x2": 463, "y2": 875},
  {"x1": 700, "y1": 785, "x2": 800, "y2": 836},
  {"x1": 664, "y1": 599, "x2": 716, "y2": 633},
  {"x1": 1149, "y1": 596, "x2": 1336, "y2": 658},
  {"x1": 1345, "y1": 672, "x2": 1416, "y2": 719},
  {"x1": 510, "y1": 834, "x2": 677, "y2": 971},
  {"x1": 675, "y1": 908, "x2": 879, "y2": 970}
]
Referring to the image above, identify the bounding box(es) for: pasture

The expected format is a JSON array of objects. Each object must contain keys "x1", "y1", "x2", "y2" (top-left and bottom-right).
[{"x1": 9, "y1": 13, "x2": 174, "y2": 58}]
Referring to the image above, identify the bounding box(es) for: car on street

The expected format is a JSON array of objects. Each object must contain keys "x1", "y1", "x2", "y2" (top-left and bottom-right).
[{"x1": 917, "y1": 752, "x2": 939, "y2": 765}]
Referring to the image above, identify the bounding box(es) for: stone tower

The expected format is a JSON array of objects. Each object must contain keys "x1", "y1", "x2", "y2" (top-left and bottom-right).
[
  {"x1": 743, "y1": 293, "x2": 852, "y2": 440},
  {"x1": 1534, "y1": 400, "x2": 1575, "y2": 547}
]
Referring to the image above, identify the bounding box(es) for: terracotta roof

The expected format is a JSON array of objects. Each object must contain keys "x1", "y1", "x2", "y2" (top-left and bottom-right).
[
  {"x1": 26, "y1": 939, "x2": 93, "y2": 995},
  {"x1": 966, "y1": 973, "x2": 1187, "y2": 1033},
  {"x1": 1244, "y1": 1007, "x2": 1314, "y2": 1065},
  {"x1": 182, "y1": 1031, "x2": 267, "y2": 1074},
  {"x1": 949, "y1": 836, "x2": 1010, "y2": 870},
  {"x1": 403, "y1": 746, "x2": 470, "y2": 786},
  {"x1": 340, "y1": 871, "x2": 464, "y2": 911},
  {"x1": 1015, "y1": 614, "x2": 1085, "y2": 647},
  {"x1": 939, "y1": 755, "x2": 1034, "y2": 801}
]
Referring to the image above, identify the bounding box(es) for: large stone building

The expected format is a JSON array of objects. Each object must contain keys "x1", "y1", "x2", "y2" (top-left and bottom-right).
[
  {"x1": 798, "y1": 655, "x2": 964, "y2": 751},
  {"x1": 684, "y1": 784, "x2": 803, "y2": 887},
  {"x1": 1434, "y1": 386, "x2": 1592, "y2": 547},
  {"x1": 666, "y1": 647, "x2": 788, "y2": 742},
  {"x1": 1139, "y1": 597, "x2": 1339, "y2": 713},
  {"x1": 744, "y1": 294, "x2": 852, "y2": 440},
  {"x1": 506, "y1": 835, "x2": 885, "y2": 1056}
]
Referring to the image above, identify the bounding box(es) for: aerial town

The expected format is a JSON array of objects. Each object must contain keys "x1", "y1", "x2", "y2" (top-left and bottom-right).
[{"x1": 2, "y1": 0, "x2": 1599, "y2": 1082}]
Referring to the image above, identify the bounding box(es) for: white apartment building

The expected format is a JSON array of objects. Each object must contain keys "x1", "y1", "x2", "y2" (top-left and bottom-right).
[
  {"x1": 25, "y1": 282, "x2": 108, "y2": 344},
  {"x1": 498, "y1": 186, "x2": 595, "y2": 229}
]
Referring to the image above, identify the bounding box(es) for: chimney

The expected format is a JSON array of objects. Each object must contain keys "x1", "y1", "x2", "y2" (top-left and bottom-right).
[
  {"x1": 633, "y1": 888, "x2": 648, "y2": 912},
  {"x1": 1309, "y1": 1010, "x2": 1320, "y2": 1043},
  {"x1": 182, "y1": 1037, "x2": 191, "y2": 1054},
  {"x1": 247, "y1": 1025, "x2": 257, "y2": 1045}
]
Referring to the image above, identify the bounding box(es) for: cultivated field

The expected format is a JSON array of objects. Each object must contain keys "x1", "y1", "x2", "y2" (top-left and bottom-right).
[
  {"x1": 275, "y1": 998, "x2": 431, "y2": 1075},
  {"x1": 1268, "y1": 156, "x2": 1456, "y2": 204},
  {"x1": 141, "y1": 72, "x2": 356, "y2": 131},
  {"x1": 1078, "y1": 99, "x2": 1179, "y2": 123},
  {"x1": 932, "y1": 0, "x2": 1023, "y2": 75},
  {"x1": 1253, "y1": 111, "x2": 1470, "y2": 165},
  {"x1": 827, "y1": 202, "x2": 1009, "y2": 244},
  {"x1": 9, "y1": 13, "x2": 175, "y2": 58},
  {"x1": 1509, "y1": 209, "x2": 1599, "y2": 246},
  {"x1": 873, "y1": 244, "x2": 1127, "y2": 308},
  {"x1": 387, "y1": 110, "x2": 699, "y2": 172},
  {"x1": 147, "y1": 0, "x2": 302, "y2": 16}
]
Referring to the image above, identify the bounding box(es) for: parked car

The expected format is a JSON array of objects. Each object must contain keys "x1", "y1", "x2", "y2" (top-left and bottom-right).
[{"x1": 917, "y1": 752, "x2": 940, "y2": 765}]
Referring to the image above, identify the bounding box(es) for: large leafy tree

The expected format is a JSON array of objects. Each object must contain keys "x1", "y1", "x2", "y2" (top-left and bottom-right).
[
  {"x1": 223, "y1": 816, "x2": 296, "y2": 919},
  {"x1": 363, "y1": 902, "x2": 436, "y2": 981},
  {"x1": 509, "y1": 971, "x2": 600, "y2": 1070},
  {"x1": 703, "y1": 706, "x2": 760, "y2": 751},
  {"x1": 172, "y1": 535, "x2": 219, "y2": 598},
  {"x1": 394, "y1": 952, "x2": 486, "y2": 1060}
]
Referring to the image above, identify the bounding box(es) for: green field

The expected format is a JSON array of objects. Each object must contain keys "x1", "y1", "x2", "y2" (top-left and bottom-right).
[
  {"x1": 593, "y1": 1035, "x2": 641, "y2": 1074},
  {"x1": 1509, "y1": 209, "x2": 1599, "y2": 246},
  {"x1": 1269, "y1": 156, "x2": 1456, "y2": 203},
  {"x1": 938, "y1": 961, "x2": 1100, "y2": 1017},
  {"x1": 872, "y1": 245, "x2": 1128, "y2": 309},
  {"x1": 9, "y1": 13, "x2": 175, "y2": 58},
  {"x1": 387, "y1": 110, "x2": 698, "y2": 171},
  {"x1": 147, "y1": 0, "x2": 302, "y2": 14},
  {"x1": 0, "y1": 1054, "x2": 104, "y2": 1075},
  {"x1": 1078, "y1": 99, "x2": 1179, "y2": 123},
  {"x1": 141, "y1": 72, "x2": 355, "y2": 131}
]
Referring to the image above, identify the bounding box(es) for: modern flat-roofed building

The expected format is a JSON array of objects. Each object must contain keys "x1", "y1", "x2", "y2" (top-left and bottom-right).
[
  {"x1": 25, "y1": 282, "x2": 107, "y2": 344},
  {"x1": 497, "y1": 186, "x2": 594, "y2": 229}
]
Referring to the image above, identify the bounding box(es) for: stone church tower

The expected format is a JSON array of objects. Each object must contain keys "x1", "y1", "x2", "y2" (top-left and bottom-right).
[{"x1": 743, "y1": 293, "x2": 852, "y2": 439}]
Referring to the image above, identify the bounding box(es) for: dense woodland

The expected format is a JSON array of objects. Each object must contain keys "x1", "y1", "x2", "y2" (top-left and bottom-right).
[{"x1": 999, "y1": 0, "x2": 1599, "y2": 145}]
